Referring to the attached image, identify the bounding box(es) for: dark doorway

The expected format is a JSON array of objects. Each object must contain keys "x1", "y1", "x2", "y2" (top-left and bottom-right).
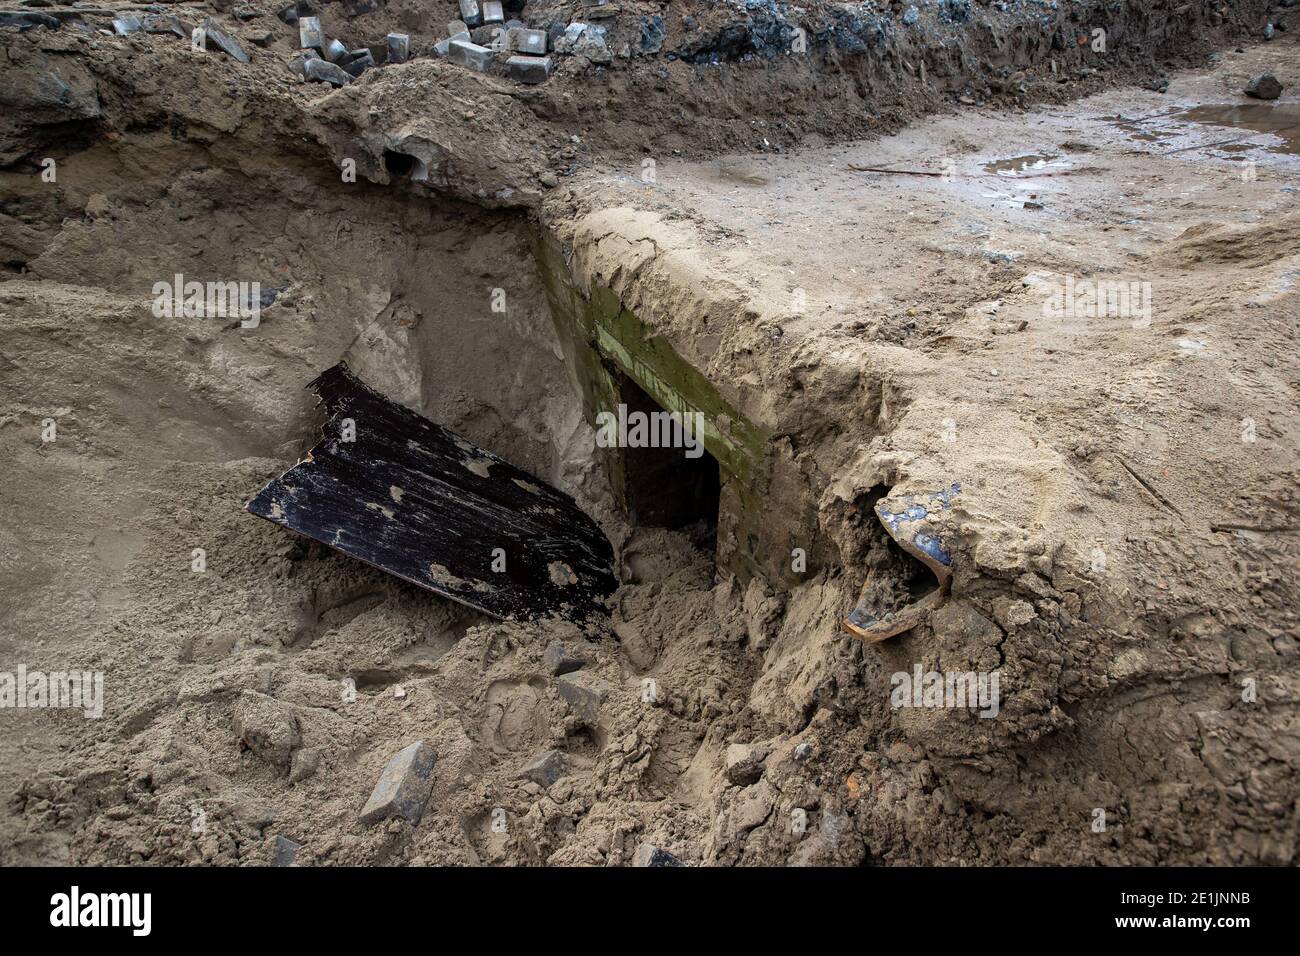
[{"x1": 612, "y1": 371, "x2": 720, "y2": 541}]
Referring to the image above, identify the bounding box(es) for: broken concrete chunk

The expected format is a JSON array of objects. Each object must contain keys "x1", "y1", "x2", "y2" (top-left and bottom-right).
[
  {"x1": 482, "y1": 0, "x2": 504, "y2": 24},
  {"x1": 505, "y1": 55, "x2": 552, "y2": 84},
  {"x1": 505, "y1": 27, "x2": 546, "y2": 55},
  {"x1": 633, "y1": 844, "x2": 684, "y2": 867},
  {"x1": 543, "y1": 640, "x2": 592, "y2": 676},
  {"x1": 324, "y1": 38, "x2": 347, "y2": 62},
  {"x1": 385, "y1": 32, "x2": 409, "y2": 64},
  {"x1": 298, "y1": 15, "x2": 323, "y2": 50},
  {"x1": 202, "y1": 18, "x2": 250, "y2": 63},
  {"x1": 520, "y1": 749, "x2": 568, "y2": 787},
  {"x1": 447, "y1": 39, "x2": 493, "y2": 72},
  {"x1": 458, "y1": 0, "x2": 482, "y2": 28},
  {"x1": 556, "y1": 671, "x2": 610, "y2": 723},
  {"x1": 272, "y1": 835, "x2": 301, "y2": 866},
  {"x1": 112, "y1": 16, "x2": 141, "y2": 35},
  {"x1": 303, "y1": 57, "x2": 353, "y2": 86},
  {"x1": 1245, "y1": 74, "x2": 1283, "y2": 100},
  {"x1": 359, "y1": 741, "x2": 436, "y2": 825},
  {"x1": 448, "y1": 19, "x2": 469, "y2": 35},
  {"x1": 723, "y1": 743, "x2": 769, "y2": 786}
]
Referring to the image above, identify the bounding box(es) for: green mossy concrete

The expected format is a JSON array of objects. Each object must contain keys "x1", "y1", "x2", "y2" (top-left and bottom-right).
[
  {"x1": 532, "y1": 229, "x2": 789, "y2": 585},
  {"x1": 531, "y1": 230, "x2": 768, "y2": 496}
]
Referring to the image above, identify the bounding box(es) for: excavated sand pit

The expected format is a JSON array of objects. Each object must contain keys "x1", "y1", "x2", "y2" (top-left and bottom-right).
[{"x1": 1, "y1": 1, "x2": 1298, "y2": 867}]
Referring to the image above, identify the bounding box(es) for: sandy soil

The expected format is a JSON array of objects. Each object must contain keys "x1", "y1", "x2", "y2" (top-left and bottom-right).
[{"x1": 0, "y1": 2, "x2": 1297, "y2": 866}]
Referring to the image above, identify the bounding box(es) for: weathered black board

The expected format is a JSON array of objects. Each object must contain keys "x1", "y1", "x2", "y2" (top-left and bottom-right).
[{"x1": 247, "y1": 362, "x2": 617, "y2": 621}]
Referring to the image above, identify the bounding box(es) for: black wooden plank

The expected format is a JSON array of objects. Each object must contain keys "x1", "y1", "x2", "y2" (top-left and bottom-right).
[{"x1": 246, "y1": 362, "x2": 617, "y2": 621}]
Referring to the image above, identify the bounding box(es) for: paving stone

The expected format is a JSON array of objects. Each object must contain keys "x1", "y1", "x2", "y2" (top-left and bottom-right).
[
  {"x1": 323, "y1": 37, "x2": 347, "y2": 62},
  {"x1": 556, "y1": 671, "x2": 610, "y2": 723},
  {"x1": 505, "y1": 26, "x2": 546, "y2": 55},
  {"x1": 505, "y1": 54, "x2": 552, "y2": 84},
  {"x1": 458, "y1": 0, "x2": 482, "y2": 28},
  {"x1": 341, "y1": 48, "x2": 374, "y2": 76},
  {"x1": 202, "y1": 18, "x2": 250, "y2": 63},
  {"x1": 359, "y1": 741, "x2": 437, "y2": 825},
  {"x1": 298, "y1": 15, "x2": 323, "y2": 49},
  {"x1": 520, "y1": 749, "x2": 568, "y2": 787},
  {"x1": 447, "y1": 38, "x2": 493, "y2": 72},
  {"x1": 481, "y1": 0, "x2": 504, "y2": 23},
  {"x1": 434, "y1": 32, "x2": 470, "y2": 57},
  {"x1": 385, "y1": 32, "x2": 409, "y2": 63},
  {"x1": 271, "y1": 835, "x2": 301, "y2": 866}
]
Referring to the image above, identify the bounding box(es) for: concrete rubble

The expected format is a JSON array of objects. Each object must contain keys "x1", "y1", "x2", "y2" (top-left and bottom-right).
[{"x1": 359, "y1": 742, "x2": 437, "y2": 826}]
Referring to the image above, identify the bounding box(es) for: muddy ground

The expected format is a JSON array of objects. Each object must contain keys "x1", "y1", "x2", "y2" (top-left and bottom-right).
[{"x1": 1, "y1": 1, "x2": 1297, "y2": 866}]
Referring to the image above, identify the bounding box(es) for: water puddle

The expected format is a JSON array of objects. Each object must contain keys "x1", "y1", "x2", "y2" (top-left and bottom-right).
[
  {"x1": 1173, "y1": 104, "x2": 1300, "y2": 154},
  {"x1": 982, "y1": 153, "x2": 1072, "y2": 176}
]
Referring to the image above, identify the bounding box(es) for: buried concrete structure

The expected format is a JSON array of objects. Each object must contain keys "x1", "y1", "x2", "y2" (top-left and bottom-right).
[{"x1": 533, "y1": 230, "x2": 826, "y2": 591}]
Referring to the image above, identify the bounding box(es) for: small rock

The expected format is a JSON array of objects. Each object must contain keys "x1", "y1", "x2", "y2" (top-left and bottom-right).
[
  {"x1": 632, "y1": 843, "x2": 684, "y2": 867},
  {"x1": 304, "y1": 57, "x2": 353, "y2": 86},
  {"x1": 520, "y1": 749, "x2": 568, "y2": 787},
  {"x1": 112, "y1": 16, "x2": 141, "y2": 35},
  {"x1": 1245, "y1": 74, "x2": 1283, "y2": 100},
  {"x1": 543, "y1": 640, "x2": 591, "y2": 676},
  {"x1": 272, "y1": 835, "x2": 301, "y2": 866},
  {"x1": 232, "y1": 691, "x2": 301, "y2": 768},
  {"x1": 793, "y1": 742, "x2": 813, "y2": 762},
  {"x1": 555, "y1": 671, "x2": 610, "y2": 723},
  {"x1": 359, "y1": 741, "x2": 437, "y2": 825},
  {"x1": 290, "y1": 747, "x2": 320, "y2": 783},
  {"x1": 723, "y1": 743, "x2": 769, "y2": 786}
]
